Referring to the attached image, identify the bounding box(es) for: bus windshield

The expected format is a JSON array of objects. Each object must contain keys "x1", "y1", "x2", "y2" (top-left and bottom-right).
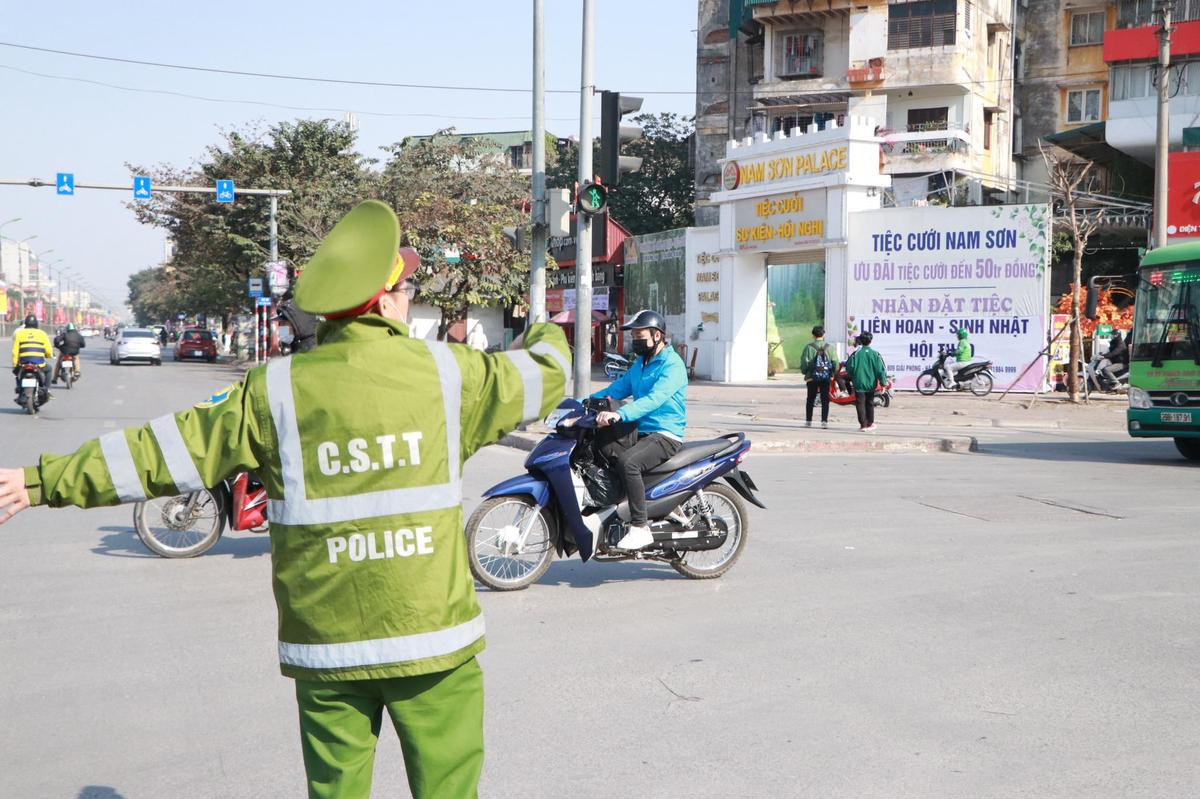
[{"x1": 1133, "y1": 262, "x2": 1200, "y2": 364}]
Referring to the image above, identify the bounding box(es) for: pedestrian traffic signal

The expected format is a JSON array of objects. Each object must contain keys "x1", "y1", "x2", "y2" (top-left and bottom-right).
[
  {"x1": 599, "y1": 91, "x2": 643, "y2": 187},
  {"x1": 576, "y1": 182, "x2": 608, "y2": 216}
]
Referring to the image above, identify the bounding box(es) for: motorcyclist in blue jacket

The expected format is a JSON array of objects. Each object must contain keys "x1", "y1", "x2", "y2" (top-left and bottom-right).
[{"x1": 591, "y1": 309, "x2": 687, "y2": 551}]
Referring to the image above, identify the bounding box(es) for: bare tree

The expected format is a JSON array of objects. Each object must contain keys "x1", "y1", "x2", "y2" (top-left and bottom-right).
[{"x1": 1041, "y1": 143, "x2": 1103, "y2": 403}]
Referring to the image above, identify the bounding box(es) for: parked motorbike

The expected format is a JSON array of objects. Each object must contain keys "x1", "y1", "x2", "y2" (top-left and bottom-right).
[
  {"x1": 13, "y1": 363, "x2": 48, "y2": 415},
  {"x1": 602, "y1": 350, "x2": 630, "y2": 380},
  {"x1": 829, "y1": 368, "x2": 895, "y2": 408},
  {"x1": 133, "y1": 472, "x2": 268, "y2": 557},
  {"x1": 463, "y1": 398, "x2": 765, "y2": 591},
  {"x1": 916, "y1": 352, "x2": 994, "y2": 396},
  {"x1": 58, "y1": 355, "x2": 78, "y2": 390}
]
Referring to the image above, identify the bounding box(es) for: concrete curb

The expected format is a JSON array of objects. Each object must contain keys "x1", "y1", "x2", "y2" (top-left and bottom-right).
[{"x1": 495, "y1": 431, "x2": 978, "y2": 455}]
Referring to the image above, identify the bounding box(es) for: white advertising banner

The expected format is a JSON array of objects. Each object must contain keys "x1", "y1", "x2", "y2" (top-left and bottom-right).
[{"x1": 846, "y1": 204, "x2": 1051, "y2": 391}]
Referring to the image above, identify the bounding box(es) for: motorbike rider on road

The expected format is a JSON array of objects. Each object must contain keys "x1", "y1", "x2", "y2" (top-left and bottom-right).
[
  {"x1": 592, "y1": 309, "x2": 688, "y2": 552},
  {"x1": 1098, "y1": 330, "x2": 1129, "y2": 387},
  {"x1": 943, "y1": 328, "x2": 973, "y2": 384},
  {"x1": 11, "y1": 314, "x2": 53, "y2": 402},
  {"x1": 52, "y1": 323, "x2": 86, "y2": 383}
]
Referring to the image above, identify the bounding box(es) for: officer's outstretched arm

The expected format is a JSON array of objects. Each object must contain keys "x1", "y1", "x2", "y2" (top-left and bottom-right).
[
  {"x1": 454, "y1": 322, "x2": 571, "y2": 461},
  {"x1": 23, "y1": 375, "x2": 270, "y2": 509}
]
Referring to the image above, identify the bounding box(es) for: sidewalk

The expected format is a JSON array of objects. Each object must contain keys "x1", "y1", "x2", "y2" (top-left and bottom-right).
[{"x1": 500, "y1": 371, "x2": 1129, "y2": 456}]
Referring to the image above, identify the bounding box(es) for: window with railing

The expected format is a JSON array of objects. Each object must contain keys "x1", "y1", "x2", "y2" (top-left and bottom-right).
[
  {"x1": 907, "y1": 107, "x2": 950, "y2": 130},
  {"x1": 776, "y1": 31, "x2": 824, "y2": 78},
  {"x1": 889, "y1": 0, "x2": 957, "y2": 49},
  {"x1": 1117, "y1": 0, "x2": 1200, "y2": 28}
]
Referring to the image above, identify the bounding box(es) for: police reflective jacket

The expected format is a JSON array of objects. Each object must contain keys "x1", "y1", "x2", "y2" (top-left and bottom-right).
[
  {"x1": 22, "y1": 317, "x2": 571, "y2": 682},
  {"x1": 12, "y1": 327, "x2": 53, "y2": 368}
]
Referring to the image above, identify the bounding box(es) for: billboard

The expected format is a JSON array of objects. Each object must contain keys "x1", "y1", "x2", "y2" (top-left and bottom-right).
[
  {"x1": 846, "y1": 204, "x2": 1052, "y2": 391},
  {"x1": 624, "y1": 229, "x2": 687, "y2": 344},
  {"x1": 1167, "y1": 151, "x2": 1200, "y2": 240}
]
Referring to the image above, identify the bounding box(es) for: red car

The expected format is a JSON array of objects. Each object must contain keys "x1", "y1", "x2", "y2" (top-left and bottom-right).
[{"x1": 174, "y1": 329, "x2": 218, "y2": 363}]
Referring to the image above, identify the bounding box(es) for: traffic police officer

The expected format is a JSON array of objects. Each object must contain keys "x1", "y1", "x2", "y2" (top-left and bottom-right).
[{"x1": 0, "y1": 200, "x2": 571, "y2": 798}]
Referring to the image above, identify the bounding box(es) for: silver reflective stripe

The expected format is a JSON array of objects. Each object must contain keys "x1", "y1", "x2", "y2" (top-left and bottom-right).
[
  {"x1": 529, "y1": 341, "x2": 570, "y2": 379},
  {"x1": 149, "y1": 414, "x2": 205, "y2": 493},
  {"x1": 268, "y1": 482, "x2": 462, "y2": 525},
  {"x1": 502, "y1": 350, "x2": 543, "y2": 422},
  {"x1": 278, "y1": 613, "x2": 485, "y2": 670},
  {"x1": 98, "y1": 431, "x2": 146, "y2": 503},
  {"x1": 266, "y1": 357, "x2": 305, "y2": 503},
  {"x1": 264, "y1": 342, "x2": 465, "y2": 526},
  {"x1": 426, "y1": 342, "x2": 462, "y2": 483}
]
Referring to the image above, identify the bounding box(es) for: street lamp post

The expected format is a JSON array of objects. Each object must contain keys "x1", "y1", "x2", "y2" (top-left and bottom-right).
[{"x1": 15, "y1": 235, "x2": 37, "y2": 321}]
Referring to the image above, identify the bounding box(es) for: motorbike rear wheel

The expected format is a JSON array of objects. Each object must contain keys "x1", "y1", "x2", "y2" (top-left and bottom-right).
[
  {"x1": 916, "y1": 372, "x2": 939, "y2": 396},
  {"x1": 969, "y1": 372, "x2": 994, "y2": 397},
  {"x1": 465, "y1": 497, "x2": 555, "y2": 591},
  {"x1": 63, "y1": 369, "x2": 74, "y2": 390},
  {"x1": 874, "y1": 392, "x2": 891, "y2": 408},
  {"x1": 134, "y1": 489, "x2": 226, "y2": 558},
  {"x1": 23, "y1": 388, "x2": 36, "y2": 415},
  {"x1": 671, "y1": 483, "x2": 748, "y2": 580}
]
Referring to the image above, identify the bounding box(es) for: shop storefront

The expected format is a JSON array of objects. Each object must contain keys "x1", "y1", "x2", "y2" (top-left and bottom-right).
[{"x1": 546, "y1": 213, "x2": 629, "y2": 362}]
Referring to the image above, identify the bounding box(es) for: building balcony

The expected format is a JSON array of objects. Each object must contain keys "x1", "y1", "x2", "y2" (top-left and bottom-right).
[
  {"x1": 1106, "y1": 93, "x2": 1200, "y2": 162},
  {"x1": 880, "y1": 125, "x2": 974, "y2": 173}
]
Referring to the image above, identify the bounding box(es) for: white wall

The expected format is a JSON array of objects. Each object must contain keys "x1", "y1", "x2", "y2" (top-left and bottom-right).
[
  {"x1": 885, "y1": 92, "x2": 967, "y2": 132},
  {"x1": 685, "y1": 226, "x2": 722, "y2": 380},
  {"x1": 407, "y1": 304, "x2": 441, "y2": 341},
  {"x1": 848, "y1": 7, "x2": 887, "y2": 63},
  {"x1": 466, "y1": 306, "x2": 504, "y2": 349}
]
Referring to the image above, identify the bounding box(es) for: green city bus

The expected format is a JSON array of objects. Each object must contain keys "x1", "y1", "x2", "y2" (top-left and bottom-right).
[{"x1": 1127, "y1": 243, "x2": 1200, "y2": 460}]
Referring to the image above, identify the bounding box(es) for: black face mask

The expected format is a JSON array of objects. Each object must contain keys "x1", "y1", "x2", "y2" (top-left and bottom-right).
[{"x1": 631, "y1": 338, "x2": 654, "y2": 357}]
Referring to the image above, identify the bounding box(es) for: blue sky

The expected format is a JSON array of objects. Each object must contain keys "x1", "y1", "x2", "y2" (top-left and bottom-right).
[{"x1": 0, "y1": 1, "x2": 699, "y2": 311}]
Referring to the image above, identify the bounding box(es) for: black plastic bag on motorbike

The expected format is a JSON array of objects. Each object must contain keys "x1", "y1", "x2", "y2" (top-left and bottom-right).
[{"x1": 576, "y1": 396, "x2": 636, "y2": 506}]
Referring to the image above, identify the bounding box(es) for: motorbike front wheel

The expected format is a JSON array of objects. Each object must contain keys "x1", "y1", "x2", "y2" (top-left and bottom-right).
[
  {"x1": 671, "y1": 483, "x2": 749, "y2": 580},
  {"x1": 916, "y1": 372, "x2": 940, "y2": 396},
  {"x1": 970, "y1": 371, "x2": 994, "y2": 397},
  {"x1": 134, "y1": 490, "x2": 226, "y2": 558},
  {"x1": 874, "y1": 392, "x2": 891, "y2": 408},
  {"x1": 465, "y1": 496, "x2": 555, "y2": 591}
]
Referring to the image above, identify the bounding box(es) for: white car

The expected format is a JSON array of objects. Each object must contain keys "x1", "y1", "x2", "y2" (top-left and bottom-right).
[
  {"x1": 79, "y1": 327, "x2": 99, "y2": 338},
  {"x1": 110, "y1": 327, "x2": 162, "y2": 366}
]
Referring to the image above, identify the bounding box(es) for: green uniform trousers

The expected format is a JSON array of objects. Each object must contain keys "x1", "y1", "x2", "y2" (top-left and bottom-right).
[{"x1": 295, "y1": 657, "x2": 484, "y2": 799}]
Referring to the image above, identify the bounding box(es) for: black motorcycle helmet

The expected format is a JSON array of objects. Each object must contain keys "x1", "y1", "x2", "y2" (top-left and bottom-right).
[
  {"x1": 23, "y1": 314, "x2": 38, "y2": 329},
  {"x1": 621, "y1": 309, "x2": 667, "y2": 335}
]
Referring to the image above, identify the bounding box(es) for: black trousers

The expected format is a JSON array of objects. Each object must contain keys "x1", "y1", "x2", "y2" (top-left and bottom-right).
[
  {"x1": 855, "y1": 390, "x2": 876, "y2": 428},
  {"x1": 613, "y1": 433, "x2": 682, "y2": 525},
  {"x1": 805, "y1": 379, "x2": 831, "y2": 422}
]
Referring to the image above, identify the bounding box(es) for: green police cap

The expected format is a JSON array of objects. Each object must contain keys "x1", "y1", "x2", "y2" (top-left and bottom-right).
[{"x1": 294, "y1": 200, "x2": 403, "y2": 316}]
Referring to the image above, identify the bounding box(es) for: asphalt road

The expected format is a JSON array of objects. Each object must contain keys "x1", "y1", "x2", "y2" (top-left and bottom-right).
[{"x1": 1, "y1": 340, "x2": 1197, "y2": 798}]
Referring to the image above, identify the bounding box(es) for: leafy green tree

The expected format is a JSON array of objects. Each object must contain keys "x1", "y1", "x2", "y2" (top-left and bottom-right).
[
  {"x1": 126, "y1": 119, "x2": 376, "y2": 322},
  {"x1": 548, "y1": 113, "x2": 695, "y2": 235},
  {"x1": 378, "y1": 131, "x2": 530, "y2": 337}
]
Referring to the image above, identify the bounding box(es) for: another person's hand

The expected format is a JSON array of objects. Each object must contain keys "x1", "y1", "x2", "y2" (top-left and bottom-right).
[
  {"x1": 596, "y1": 410, "x2": 621, "y2": 427},
  {"x1": 0, "y1": 468, "x2": 31, "y2": 524}
]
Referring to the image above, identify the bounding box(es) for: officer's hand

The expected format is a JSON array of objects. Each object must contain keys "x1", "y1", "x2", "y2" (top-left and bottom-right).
[
  {"x1": 0, "y1": 468, "x2": 31, "y2": 525},
  {"x1": 596, "y1": 410, "x2": 621, "y2": 427}
]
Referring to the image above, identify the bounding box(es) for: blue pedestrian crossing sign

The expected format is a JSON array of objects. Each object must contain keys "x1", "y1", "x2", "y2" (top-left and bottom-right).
[
  {"x1": 56, "y1": 173, "x2": 75, "y2": 195},
  {"x1": 215, "y1": 179, "x2": 235, "y2": 203},
  {"x1": 133, "y1": 176, "x2": 152, "y2": 199}
]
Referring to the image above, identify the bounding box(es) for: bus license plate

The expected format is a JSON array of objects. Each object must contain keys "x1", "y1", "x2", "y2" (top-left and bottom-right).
[{"x1": 1162, "y1": 411, "x2": 1193, "y2": 423}]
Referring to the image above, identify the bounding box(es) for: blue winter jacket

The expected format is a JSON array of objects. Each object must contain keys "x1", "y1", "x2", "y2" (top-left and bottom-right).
[{"x1": 591, "y1": 346, "x2": 688, "y2": 440}]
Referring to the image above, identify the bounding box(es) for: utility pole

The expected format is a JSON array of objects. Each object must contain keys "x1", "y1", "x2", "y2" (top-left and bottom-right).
[
  {"x1": 529, "y1": 0, "x2": 548, "y2": 325},
  {"x1": 574, "y1": 0, "x2": 595, "y2": 396},
  {"x1": 1154, "y1": 0, "x2": 1174, "y2": 248}
]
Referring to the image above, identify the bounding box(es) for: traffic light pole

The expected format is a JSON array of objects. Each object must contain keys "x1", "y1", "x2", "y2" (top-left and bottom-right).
[
  {"x1": 529, "y1": 0, "x2": 548, "y2": 325},
  {"x1": 574, "y1": 0, "x2": 594, "y2": 396}
]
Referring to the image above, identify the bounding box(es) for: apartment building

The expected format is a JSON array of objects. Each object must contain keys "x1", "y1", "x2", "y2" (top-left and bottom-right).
[{"x1": 695, "y1": 0, "x2": 1017, "y2": 220}]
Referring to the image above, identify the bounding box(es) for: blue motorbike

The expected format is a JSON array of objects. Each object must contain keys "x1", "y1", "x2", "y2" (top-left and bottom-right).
[{"x1": 464, "y1": 398, "x2": 766, "y2": 590}]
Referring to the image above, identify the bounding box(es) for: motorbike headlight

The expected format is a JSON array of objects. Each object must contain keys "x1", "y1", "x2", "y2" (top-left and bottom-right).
[{"x1": 1128, "y1": 387, "x2": 1153, "y2": 409}]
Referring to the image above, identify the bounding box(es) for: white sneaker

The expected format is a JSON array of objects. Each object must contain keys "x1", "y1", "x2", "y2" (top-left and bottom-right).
[
  {"x1": 616, "y1": 524, "x2": 654, "y2": 550},
  {"x1": 821, "y1": 421, "x2": 828, "y2": 429}
]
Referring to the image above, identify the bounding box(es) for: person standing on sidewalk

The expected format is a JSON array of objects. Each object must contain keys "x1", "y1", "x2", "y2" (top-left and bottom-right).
[
  {"x1": 798, "y1": 325, "x2": 837, "y2": 428},
  {"x1": 844, "y1": 331, "x2": 888, "y2": 432}
]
